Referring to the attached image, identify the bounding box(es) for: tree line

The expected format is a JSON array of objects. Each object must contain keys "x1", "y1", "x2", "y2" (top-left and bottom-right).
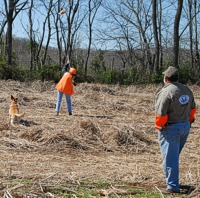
[{"x1": 0, "y1": 0, "x2": 200, "y2": 84}]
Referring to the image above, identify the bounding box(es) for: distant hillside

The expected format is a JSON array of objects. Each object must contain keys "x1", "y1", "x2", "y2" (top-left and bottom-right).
[{"x1": 12, "y1": 37, "x2": 125, "y2": 70}]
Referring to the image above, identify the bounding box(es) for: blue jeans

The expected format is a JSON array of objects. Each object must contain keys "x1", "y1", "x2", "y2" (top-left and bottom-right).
[
  {"x1": 158, "y1": 121, "x2": 190, "y2": 192},
  {"x1": 55, "y1": 91, "x2": 72, "y2": 113}
]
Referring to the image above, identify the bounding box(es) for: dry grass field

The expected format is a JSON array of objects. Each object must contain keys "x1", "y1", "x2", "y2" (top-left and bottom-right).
[{"x1": 0, "y1": 80, "x2": 200, "y2": 197}]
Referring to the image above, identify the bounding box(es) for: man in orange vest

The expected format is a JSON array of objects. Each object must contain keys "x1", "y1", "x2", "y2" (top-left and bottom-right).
[{"x1": 55, "y1": 67, "x2": 76, "y2": 115}]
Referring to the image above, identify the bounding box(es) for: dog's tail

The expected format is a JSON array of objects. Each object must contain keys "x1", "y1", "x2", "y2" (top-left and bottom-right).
[{"x1": 15, "y1": 112, "x2": 25, "y2": 117}]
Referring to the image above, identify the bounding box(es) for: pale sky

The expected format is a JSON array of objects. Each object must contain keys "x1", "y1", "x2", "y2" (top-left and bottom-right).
[{"x1": 1, "y1": 1, "x2": 199, "y2": 50}]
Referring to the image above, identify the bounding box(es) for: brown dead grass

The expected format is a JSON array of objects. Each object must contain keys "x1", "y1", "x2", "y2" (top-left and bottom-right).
[{"x1": 0, "y1": 80, "x2": 200, "y2": 197}]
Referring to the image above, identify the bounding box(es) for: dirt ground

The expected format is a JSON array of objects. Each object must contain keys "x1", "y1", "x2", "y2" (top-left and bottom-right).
[{"x1": 0, "y1": 80, "x2": 200, "y2": 197}]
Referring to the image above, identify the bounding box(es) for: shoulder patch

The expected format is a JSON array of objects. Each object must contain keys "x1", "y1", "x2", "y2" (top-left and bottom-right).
[{"x1": 179, "y1": 95, "x2": 190, "y2": 105}]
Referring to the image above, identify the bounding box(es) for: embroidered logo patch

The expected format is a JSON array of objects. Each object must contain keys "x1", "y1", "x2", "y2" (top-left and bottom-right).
[{"x1": 179, "y1": 95, "x2": 190, "y2": 105}]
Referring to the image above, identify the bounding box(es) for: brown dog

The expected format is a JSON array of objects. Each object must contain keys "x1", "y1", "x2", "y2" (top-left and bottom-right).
[{"x1": 9, "y1": 95, "x2": 25, "y2": 126}]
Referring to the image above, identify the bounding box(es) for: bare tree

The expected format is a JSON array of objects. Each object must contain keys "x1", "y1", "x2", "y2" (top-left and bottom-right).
[
  {"x1": 63, "y1": 0, "x2": 81, "y2": 63},
  {"x1": 84, "y1": 0, "x2": 102, "y2": 78},
  {"x1": 28, "y1": 0, "x2": 35, "y2": 71},
  {"x1": 194, "y1": 0, "x2": 200, "y2": 69},
  {"x1": 173, "y1": 0, "x2": 183, "y2": 68},
  {"x1": 4, "y1": 0, "x2": 28, "y2": 65},
  {"x1": 0, "y1": 12, "x2": 7, "y2": 38},
  {"x1": 187, "y1": 0, "x2": 193, "y2": 68},
  {"x1": 0, "y1": 9, "x2": 7, "y2": 55},
  {"x1": 24, "y1": 0, "x2": 54, "y2": 71},
  {"x1": 41, "y1": 0, "x2": 53, "y2": 66},
  {"x1": 152, "y1": 0, "x2": 160, "y2": 73},
  {"x1": 101, "y1": 0, "x2": 153, "y2": 77},
  {"x1": 55, "y1": 0, "x2": 87, "y2": 67},
  {"x1": 158, "y1": 0, "x2": 163, "y2": 71},
  {"x1": 54, "y1": 0, "x2": 63, "y2": 71}
]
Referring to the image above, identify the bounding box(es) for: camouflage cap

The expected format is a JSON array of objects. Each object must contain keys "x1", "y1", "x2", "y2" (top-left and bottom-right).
[{"x1": 162, "y1": 66, "x2": 178, "y2": 77}]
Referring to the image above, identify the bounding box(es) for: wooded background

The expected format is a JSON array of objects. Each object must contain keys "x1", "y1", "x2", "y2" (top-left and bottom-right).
[{"x1": 0, "y1": 0, "x2": 200, "y2": 84}]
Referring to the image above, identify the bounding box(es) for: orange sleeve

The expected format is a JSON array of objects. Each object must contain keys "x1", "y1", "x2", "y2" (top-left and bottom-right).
[
  {"x1": 190, "y1": 107, "x2": 196, "y2": 123},
  {"x1": 155, "y1": 114, "x2": 168, "y2": 130}
]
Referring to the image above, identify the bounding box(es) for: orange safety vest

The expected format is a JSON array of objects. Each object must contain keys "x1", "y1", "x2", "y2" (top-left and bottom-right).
[{"x1": 56, "y1": 72, "x2": 74, "y2": 95}]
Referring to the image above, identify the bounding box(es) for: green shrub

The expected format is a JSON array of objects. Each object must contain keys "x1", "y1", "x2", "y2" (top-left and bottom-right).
[
  {"x1": 0, "y1": 57, "x2": 7, "y2": 79},
  {"x1": 40, "y1": 64, "x2": 61, "y2": 83},
  {"x1": 149, "y1": 74, "x2": 163, "y2": 84},
  {"x1": 178, "y1": 65, "x2": 192, "y2": 84}
]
